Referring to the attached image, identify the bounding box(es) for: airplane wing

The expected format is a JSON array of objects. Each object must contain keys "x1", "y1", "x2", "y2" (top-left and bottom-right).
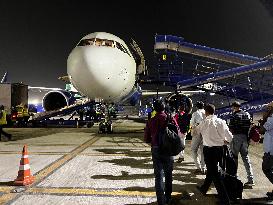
[
  {"x1": 1, "y1": 71, "x2": 8, "y2": 83},
  {"x1": 28, "y1": 86, "x2": 62, "y2": 91},
  {"x1": 141, "y1": 90, "x2": 205, "y2": 96}
]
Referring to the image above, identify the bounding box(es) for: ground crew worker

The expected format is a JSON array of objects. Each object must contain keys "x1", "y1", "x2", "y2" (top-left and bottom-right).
[
  {"x1": 0, "y1": 105, "x2": 12, "y2": 141},
  {"x1": 16, "y1": 104, "x2": 24, "y2": 127},
  {"x1": 151, "y1": 109, "x2": 157, "y2": 118},
  {"x1": 23, "y1": 104, "x2": 30, "y2": 127}
]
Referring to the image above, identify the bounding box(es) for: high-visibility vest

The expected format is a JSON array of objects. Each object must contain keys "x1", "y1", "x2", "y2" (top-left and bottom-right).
[
  {"x1": 23, "y1": 108, "x2": 29, "y2": 117},
  {"x1": 16, "y1": 106, "x2": 24, "y2": 118},
  {"x1": 0, "y1": 110, "x2": 7, "y2": 125},
  {"x1": 151, "y1": 110, "x2": 157, "y2": 118}
]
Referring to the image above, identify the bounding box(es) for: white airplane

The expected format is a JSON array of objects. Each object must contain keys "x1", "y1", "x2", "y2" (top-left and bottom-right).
[
  {"x1": 67, "y1": 32, "x2": 137, "y2": 103},
  {"x1": 40, "y1": 32, "x2": 192, "y2": 113},
  {"x1": 37, "y1": 32, "x2": 143, "y2": 112}
]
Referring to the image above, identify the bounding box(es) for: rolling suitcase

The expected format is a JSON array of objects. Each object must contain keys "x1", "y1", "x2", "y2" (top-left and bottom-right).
[{"x1": 220, "y1": 146, "x2": 243, "y2": 200}]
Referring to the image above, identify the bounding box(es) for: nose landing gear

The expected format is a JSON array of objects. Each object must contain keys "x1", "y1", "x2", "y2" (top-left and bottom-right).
[{"x1": 98, "y1": 119, "x2": 113, "y2": 134}]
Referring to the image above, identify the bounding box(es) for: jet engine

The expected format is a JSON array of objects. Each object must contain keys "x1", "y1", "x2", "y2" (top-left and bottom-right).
[
  {"x1": 166, "y1": 93, "x2": 193, "y2": 113},
  {"x1": 119, "y1": 85, "x2": 142, "y2": 106},
  {"x1": 42, "y1": 91, "x2": 75, "y2": 111}
]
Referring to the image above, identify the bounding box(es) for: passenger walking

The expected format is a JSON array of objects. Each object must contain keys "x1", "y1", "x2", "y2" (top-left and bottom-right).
[
  {"x1": 0, "y1": 105, "x2": 12, "y2": 141},
  {"x1": 190, "y1": 101, "x2": 206, "y2": 174},
  {"x1": 196, "y1": 104, "x2": 232, "y2": 205},
  {"x1": 144, "y1": 99, "x2": 180, "y2": 205},
  {"x1": 175, "y1": 104, "x2": 191, "y2": 162},
  {"x1": 261, "y1": 102, "x2": 273, "y2": 199},
  {"x1": 229, "y1": 101, "x2": 255, "y2": 188}
]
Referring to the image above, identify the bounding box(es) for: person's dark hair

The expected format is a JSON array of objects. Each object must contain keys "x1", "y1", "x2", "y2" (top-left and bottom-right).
[
  {"x1": 231, "y1": 101, "x2": 241, "y2": 108},
  {"x1": 196, "y1": 101, "x2": 204, "y2": 109},
  {"x1": 153, "y1": 99, "x2": 165, "y2": 112},
  {"x1": 0, "y1": 105, "x2": 4, "y2": 110},
  {"x1": 204, "y1": 104, "x2": 215, "y2": 115}
]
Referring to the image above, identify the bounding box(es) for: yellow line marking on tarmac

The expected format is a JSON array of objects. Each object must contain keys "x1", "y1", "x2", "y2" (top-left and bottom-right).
[
  {"x1": 0, "y1": 187, "x2": 13, "y2": 193},
  {"x1": 0, "y1": 151, "x2": 68, "y2": 155},
  {"x1": 27, "y1": 187, "x2": 181, "y2": 197},
  {"x1": 33, "y1": 136, "x2": 99, "y2": 182},
  {"x1": 0, "y1": 136, "x2": 100, "y2": 205},
  {"x1": 7, "y1": 143, "x2": 80, "y2": 146},
  {"x1": 0, "y1": 193, "x2": 14, "y2": 205}
]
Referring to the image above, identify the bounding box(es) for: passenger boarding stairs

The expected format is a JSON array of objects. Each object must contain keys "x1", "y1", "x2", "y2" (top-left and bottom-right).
[{"x1": 32, "y1": 100, "x2": 94, "y2": 121}]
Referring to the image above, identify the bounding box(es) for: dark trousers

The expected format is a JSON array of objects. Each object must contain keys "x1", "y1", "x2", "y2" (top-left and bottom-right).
[
  {"x1": 0, "y1": 125, "x2": 10, "y2": 140},
  {"x1": 201, "y1": 146, "x2": 230, "y2": 205},
  {"x1": 262, "y1": 153, "x2": 273, "y2": 184},
  {"x1": 152, "y1": 147, "x2": 174, "y2": 205}
]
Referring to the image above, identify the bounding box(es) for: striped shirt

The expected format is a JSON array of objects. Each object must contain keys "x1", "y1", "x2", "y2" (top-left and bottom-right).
[{"x1": 229, "y1": 110, "x2": 251, "y2": 135}]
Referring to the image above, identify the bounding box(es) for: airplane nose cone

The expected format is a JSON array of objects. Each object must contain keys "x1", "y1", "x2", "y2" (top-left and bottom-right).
[{"x1": 67, "y1": 47, "x2": 136, "y2": 102}]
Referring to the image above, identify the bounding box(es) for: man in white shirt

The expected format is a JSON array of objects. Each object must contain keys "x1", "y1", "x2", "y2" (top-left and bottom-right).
[
  {"x1": 196, "y1": 104, "x2": 233, "y2": 205},
  {"x1": 190, "y1": 101, "x2": 206, "y2": 174},
  {"x1": 261, "y1": 102, "x2": 273, "y2": 200}
]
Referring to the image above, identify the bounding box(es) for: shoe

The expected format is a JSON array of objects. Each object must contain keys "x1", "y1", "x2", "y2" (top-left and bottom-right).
[
  {"x1": 7, "y1": 134, "x2": 12, "y2": 141},
  {"x1": 244, "y1": 181, "x2": 255, "y2": 188},
  {"x1": 177, "y1": 157, "x2": 184, "y2": 163},
  {"x1": 196, "y1": 185, "x2": 206, "y2": 196},
  {"x1": 165, "y1": 197, "x2": 172, "y2": 205}
]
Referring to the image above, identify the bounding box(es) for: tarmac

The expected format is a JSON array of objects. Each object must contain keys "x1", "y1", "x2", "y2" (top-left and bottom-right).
[{"x1": 0, "y1": 118, "x2": 272, "y2": 205}]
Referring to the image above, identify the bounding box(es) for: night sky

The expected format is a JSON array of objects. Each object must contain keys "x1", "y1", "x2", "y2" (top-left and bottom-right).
[{"x1": 0, "y1": 0, "x2": 273, "y2": 88}]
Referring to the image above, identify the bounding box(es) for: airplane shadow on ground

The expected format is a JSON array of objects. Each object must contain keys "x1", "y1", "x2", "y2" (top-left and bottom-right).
[
  {"x1": 94, "y1": 147, "x2": 271, "y2": 204},
  {"x1": 93, "y1": 147, "x2": 217, "y2": 204}
]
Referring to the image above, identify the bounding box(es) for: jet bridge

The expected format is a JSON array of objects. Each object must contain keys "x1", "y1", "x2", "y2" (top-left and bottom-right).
[
  {"x1": 152, "y1": 34, "x2": 273, "y2": 114},
  {"x1": 177, "y1": 60, "x2": 273, "y2": 90},
  {"x1": 155, "y1": 35, "x2": 263, "y2": 66}
]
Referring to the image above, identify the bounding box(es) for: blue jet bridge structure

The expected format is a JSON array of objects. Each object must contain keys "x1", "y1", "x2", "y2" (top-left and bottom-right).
[{"x1": 151, "y1": 35, "x2": 273, "y2": 118}]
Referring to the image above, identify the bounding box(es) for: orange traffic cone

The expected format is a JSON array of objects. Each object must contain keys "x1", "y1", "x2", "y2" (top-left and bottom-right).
[{"x1": 14, "y1": 145, "x2": 35, "y2": 186}]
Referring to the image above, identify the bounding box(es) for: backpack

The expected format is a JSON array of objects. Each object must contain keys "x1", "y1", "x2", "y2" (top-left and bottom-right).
[
  {"x1": 158, "y1": 118, "x2": 185, "y2": 156},
  {"x1": 178, "y1": 113, "x2": 191, "y2": 134},
  {"x1": 248, "y1": 125, "x2": 261, "y2": 143}
]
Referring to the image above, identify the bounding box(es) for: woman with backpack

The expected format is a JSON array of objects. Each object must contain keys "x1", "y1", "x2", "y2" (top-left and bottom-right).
[{"x1": 144, "y1": 99, "x2": 181, "y2": 205}]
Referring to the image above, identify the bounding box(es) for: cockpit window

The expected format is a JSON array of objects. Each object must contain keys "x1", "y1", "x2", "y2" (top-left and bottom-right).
[
  {"x1": 77, "y1": 38, "x2": 130, "y2": 57},
  {"x1": 77, "y1": 38, "x2": 95, "y2": 46},
  {"x1": 95, "y1": 38, "x2": 102, "y2": 46},
  {"x1": 103, "y1": 40, "x2": 114, "y2": 47}
]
